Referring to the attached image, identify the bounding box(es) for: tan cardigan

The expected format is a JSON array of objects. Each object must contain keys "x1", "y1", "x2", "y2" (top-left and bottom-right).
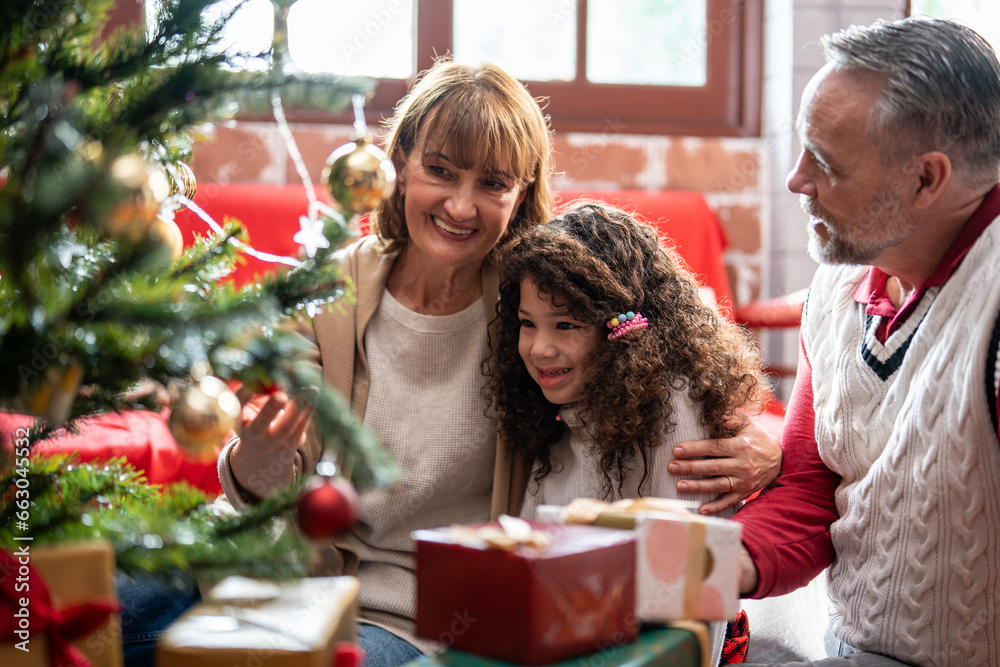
[{"x1": 301, "y1": 235, "x2": 529, "y2": 574}]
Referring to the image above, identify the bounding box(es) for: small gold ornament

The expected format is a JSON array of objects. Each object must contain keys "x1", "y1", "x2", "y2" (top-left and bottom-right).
[
  {"x1": 104, "y1": 155, "x2": 171, "y2": 239},
  {"x1": 165, "y1": 161, "x2": 198, "y2": 209},
  {"x1": 149, "y1": 216, "x2": 185, "y2": 261},
  {"x1": 321, "y1": 134, "x2": 396, "y2": 214},
  {"x1": 168, "y1": 374, "x2": 241, "y2": 461}
]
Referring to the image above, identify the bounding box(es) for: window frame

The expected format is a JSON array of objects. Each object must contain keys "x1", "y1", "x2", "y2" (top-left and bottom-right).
[{"x1": 122, "y1": 0, "x2": 763, "y2": 137}]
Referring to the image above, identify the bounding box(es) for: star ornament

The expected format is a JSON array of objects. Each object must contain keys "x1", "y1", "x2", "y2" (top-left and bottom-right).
[{"x1": 293, "y1": 213, "x2": 330, "y2": 258}]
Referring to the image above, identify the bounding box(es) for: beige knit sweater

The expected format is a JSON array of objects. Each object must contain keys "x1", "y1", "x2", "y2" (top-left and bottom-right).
[
  {"x1": 342, "y1": 289, "x2": 496, "y2": 651},
  {"x1": 219, "y1": 235, "x2": 529, "y2": 653}
]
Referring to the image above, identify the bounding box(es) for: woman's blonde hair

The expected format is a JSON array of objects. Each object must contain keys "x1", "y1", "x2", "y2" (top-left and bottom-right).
[{"x1": 369, "y1": 60, "x2": 554, "y2": 254}]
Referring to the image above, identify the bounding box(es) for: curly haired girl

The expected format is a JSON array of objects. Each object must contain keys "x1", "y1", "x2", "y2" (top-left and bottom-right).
[
  {"x1": 487, "y1": 201, "x2": 766, "y2": 512},
  {"x1": 487, "y1": 202, "x2": 766, "y2": 666}
]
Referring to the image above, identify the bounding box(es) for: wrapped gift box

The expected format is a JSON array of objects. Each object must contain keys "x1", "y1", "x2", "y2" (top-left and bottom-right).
[
  {"x1": 0, "y1": 540, "x2": 123, "y2": 667},
  {"x1": 157, "y1": 575, "x2": 358, "y2": 667},
  {"x1": 537, "y1": 499, "x2": 743, "y2": 623},
  {"x1": 413, "y1": 518, "x2": 638, "y2": 665}
]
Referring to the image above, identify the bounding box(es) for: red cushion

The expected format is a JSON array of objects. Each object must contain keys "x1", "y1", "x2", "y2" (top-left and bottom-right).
[
  {"x1": 556, "y1": 190, "x2": 733, "y2": 312},
  {"x1": 733, "y1": 288, "x2": 808, "y2": 329},
  {"x1": 0, "y1": 410, "x2": 223, "y2": 496},
  {"x1": 174, "y1": 184, "x2": 336, "y2": 288}
]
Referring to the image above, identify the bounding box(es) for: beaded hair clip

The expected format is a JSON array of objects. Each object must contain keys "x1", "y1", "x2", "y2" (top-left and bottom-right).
[{"x1": 606, "y1": 311, "x2": 649, "y2": 340}]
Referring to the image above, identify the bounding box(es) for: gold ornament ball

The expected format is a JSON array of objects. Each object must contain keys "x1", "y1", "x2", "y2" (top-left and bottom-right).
[
  {"x1": 149, "y1": 216, "x2": 185, "y2": 261},
  {"x1": 105, "y1": 155, "x2": 172, "y2": 239},
  {"x1": 166, "y1": 161, "x2": 198, "y2": 207},
  {"x1": 168, "y1": 375, "x2": 241, "y2": 461},
  {"x1": 321, "y1": 136, "x2": 396, "y2": 214}
]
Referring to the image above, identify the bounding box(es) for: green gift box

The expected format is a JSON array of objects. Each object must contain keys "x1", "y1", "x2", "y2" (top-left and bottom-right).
[{"x1": 407, "y1": 625, "x2": 705, "y2": 667}]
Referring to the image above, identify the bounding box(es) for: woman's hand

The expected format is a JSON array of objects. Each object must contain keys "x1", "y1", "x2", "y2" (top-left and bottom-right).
[
  {"x1": 667, "y1": 416, "x2": 782, "y2": 516},
  {"x1": 228, "y1": 388, "x2": 316, "y2": 499}
]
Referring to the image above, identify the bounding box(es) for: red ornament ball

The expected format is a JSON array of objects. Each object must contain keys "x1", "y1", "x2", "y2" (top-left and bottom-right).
[
  {"x1": 295, "y1": 476, "x2": 360, "y2": 539},
  {"x1": 334, "y1": 641, "x2": 364, "y2": 667}
]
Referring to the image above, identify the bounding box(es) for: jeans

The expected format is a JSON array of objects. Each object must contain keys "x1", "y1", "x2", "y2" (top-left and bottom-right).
[
  {"x1": 357, "y1": 623, "x2": 423, "y2": 667},
  {"x1": 117, "y1": 571, "x2": 201, "y2": 667},
  {"x1": 116, "y1": 575, "x2": 421, "y2": 667}
]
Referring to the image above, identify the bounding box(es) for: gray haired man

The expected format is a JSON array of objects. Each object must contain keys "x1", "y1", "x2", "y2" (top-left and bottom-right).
[{"x1": 732, "y1": 17, "x2": 1000, "y2": 667}]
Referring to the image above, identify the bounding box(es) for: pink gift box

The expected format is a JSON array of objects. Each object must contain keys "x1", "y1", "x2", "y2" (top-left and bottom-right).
[
  {"x1": 633, "y1": 511, "x2": 742, "y2": 622},
  {"x1": 538, "y1": 501, "x2": 743, "y2": 623}
]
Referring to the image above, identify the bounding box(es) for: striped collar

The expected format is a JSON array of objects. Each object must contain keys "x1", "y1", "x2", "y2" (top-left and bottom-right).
[{"x1": 853, "y1": 184, "x2": 1000, "y2": 338}]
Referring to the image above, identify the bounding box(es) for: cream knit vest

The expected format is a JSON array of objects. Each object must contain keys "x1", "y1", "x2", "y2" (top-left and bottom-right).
[{"x1": 803, "y1": 219, "x2": 1000, "y2": 666}]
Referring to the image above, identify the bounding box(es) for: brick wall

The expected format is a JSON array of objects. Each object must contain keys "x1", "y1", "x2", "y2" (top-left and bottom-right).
[
  {"x1": 188, "y1": 0, "x2": 909, "y2": 388},
  {"x1": 190, "y1": 123, "x2": 771, "y2": 307}
]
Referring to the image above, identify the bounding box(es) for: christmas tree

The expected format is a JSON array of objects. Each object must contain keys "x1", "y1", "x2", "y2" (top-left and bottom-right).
[{"x1": 0, "y1": 0, "x2": 396, "y2": 579}]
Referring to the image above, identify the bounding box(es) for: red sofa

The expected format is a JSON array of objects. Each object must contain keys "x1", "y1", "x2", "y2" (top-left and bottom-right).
[
  {"x1": 174, "y1": 184, "x2": 735, "y2": 313},
  {"x1": 3, "y1": 185, "x2": 737, "y2": 492}
]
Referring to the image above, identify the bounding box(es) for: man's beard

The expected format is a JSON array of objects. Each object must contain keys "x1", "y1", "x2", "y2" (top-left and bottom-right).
[{"x1": 801, "y1": 187, "x2": 916, "y2": 266}]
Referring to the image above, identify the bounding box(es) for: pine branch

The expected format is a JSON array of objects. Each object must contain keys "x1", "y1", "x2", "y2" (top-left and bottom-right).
[
  {"x1": 0, "y1": 0, "x2": 396, "y2": 568},
  {"x1": 1, "y1": 454, "x2": 313, "y2": 581},
  {"x1": 213, "y1": 484, "x2": 301, "y2": 538},
  {"x1": 166, "y1": 220, "x2": 245, "y2": 284}
]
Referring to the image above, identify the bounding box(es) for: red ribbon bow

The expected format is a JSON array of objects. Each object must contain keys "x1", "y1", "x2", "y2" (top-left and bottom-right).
[{"x1": 0, "y1": 547, "x2": 120, "y2": 667}]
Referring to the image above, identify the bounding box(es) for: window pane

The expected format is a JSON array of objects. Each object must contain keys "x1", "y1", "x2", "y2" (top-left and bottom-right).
[
  {"x1": 453, "y1": 0, "x2": 576, "y2": 82},
  {"x1": 587, "y1": 0, "x2": 706, "y2": 86},
  {"x1": 911, "y1": 0, "x2": 1000, "y2": 53},
  {"x1": 176, "y1": 0, "x2": 274, "y2": 71},
  {"x1": 287, "y1": 0, "x2": 414, "y2": 78}
]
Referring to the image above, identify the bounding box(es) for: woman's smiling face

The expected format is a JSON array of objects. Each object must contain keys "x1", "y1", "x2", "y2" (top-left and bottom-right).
[
  {"x1": 517, "y1": 278, "x2": 603, "y2": 405},
  {"x1": 397, "y1": 131, "x2": 526, "y2": 273}
]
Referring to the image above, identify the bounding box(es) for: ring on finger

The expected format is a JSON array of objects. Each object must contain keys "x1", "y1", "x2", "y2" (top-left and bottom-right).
[{"x1": 725, "y1": 475, "x2": 735, "y2": 493}]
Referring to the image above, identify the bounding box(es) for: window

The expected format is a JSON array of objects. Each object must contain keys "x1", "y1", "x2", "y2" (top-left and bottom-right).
[
  {"x1": 140, "y1": 0, "x2": 762, "y2": 136},
  {"x1": 909, "y1": 0, "x2": 1000, "y2": 51}
]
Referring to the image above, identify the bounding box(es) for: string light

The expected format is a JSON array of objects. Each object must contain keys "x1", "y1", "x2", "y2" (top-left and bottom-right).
[{"x1": 176, "y1": 90, "x2": 351, "y2": 267}]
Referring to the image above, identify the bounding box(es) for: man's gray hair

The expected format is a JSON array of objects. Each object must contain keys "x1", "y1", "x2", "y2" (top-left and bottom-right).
[{"x1": 823, "y1": 17, "x2": 1000, "y2": 187}]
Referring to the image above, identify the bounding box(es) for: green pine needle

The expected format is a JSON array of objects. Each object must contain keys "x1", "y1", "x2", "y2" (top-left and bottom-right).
[{"x1": 1, "y1": 454, "x2": 313, "y2": 582}]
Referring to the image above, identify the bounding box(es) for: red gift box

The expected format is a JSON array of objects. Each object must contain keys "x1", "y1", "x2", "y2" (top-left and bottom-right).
[{"x1": 413, "y1": 520, "x2": 638, "y2": 665}]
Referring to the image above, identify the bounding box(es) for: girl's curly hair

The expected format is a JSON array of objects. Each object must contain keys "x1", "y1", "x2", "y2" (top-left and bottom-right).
[{"x1": 485, "y1": 202, "x2": 764, "y2": 499}]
